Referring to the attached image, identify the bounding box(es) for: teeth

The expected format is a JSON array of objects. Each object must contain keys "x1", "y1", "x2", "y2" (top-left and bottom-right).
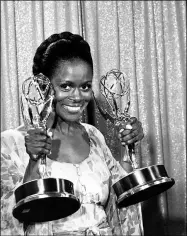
[{"x1": 63, "y1": 105, "x2": 81, "y2": 112}]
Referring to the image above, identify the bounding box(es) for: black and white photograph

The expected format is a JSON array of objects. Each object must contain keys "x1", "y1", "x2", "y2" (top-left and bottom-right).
[{"x1": 1, "y1": 1, "x2": 186, "y2": 235}]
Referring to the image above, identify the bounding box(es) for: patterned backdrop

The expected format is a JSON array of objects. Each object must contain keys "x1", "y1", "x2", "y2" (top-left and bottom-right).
[{"x1": 1, "y1": 1, "x2": 186, "y2": 235}]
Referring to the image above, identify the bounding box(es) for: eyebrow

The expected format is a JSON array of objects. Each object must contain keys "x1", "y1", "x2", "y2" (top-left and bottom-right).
[{"x1": 58, "y1": 80, "x2": 92, "y2": 84}]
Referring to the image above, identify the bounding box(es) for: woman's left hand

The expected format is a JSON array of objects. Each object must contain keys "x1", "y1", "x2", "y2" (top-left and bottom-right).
[{"x1": 118, "y1": 117, "x2": 144, "y2": 146}]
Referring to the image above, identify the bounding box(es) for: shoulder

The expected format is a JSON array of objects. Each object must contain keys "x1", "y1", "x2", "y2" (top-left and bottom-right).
[
  {"x1": 81, "y1": 122, "x2": 100, "y2": 132},
  {"x1": 81, "y1": 123, "x2": 104, "y2": 137},
  {"x1": 81, "y1": 123, "x2": 106, "y2": 145},
  {"x1": 1, "y1": 125, "x2": 29, "y2": 167},
  {"x1": 1, "y1": 125, "x2": 26, "y2": 148},
  {"x1": 1, "y1": 124, "x2": 26, "y2": 137}
]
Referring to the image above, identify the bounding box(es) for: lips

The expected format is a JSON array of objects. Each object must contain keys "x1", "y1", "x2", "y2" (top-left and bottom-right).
[{"x1": 62, "y1": 105, "x2": 82, "y2": 113}]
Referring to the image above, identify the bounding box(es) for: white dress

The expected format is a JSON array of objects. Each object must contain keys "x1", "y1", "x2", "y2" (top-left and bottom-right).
[{"x1": 1, "y1": 123, "x2": 143, "y2": 235}]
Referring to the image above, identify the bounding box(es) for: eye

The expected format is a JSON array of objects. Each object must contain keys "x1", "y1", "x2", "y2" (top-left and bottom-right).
[
  {"x1": 59, "y1": 83, "x2": 71, "y2": 91},
  {"x1": 81, "y1": 83, "x2": 92, "y2": 91}
]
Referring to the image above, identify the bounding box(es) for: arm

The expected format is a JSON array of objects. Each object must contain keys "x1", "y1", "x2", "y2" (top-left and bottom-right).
[
  {"x1": 118, "y1": 117, "x2": 144, "y2": 171},
  {"x1": 23, "y1": 127, "x2": 52, "y2": 183}
]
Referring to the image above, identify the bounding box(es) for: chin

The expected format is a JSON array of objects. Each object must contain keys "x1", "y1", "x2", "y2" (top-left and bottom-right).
[
  {"x1": 56, "y1": 111, "x2": 82, "y2": 123},
  {"x1": 63, "y1": 116, "x2": 81, "y2": 123},
  {"x1": 56, "y1": 104, "x2": 87, "y2": 123}
]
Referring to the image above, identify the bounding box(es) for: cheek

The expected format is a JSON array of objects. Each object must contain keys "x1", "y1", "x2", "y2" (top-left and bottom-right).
[
  {"x1": 53, "y1": 89, "x2": 68, "y2": 103},
  {"x1": 84, "y1": 91, "x2": 92, "y2": 102}
]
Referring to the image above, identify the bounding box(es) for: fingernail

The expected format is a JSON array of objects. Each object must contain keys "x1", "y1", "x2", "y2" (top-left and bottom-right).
[
  {"x1": 126, "y1": 124, "x2": 132, "y2": 130},
  {"x1": 119, "y1": 128, "x2": 124, "y2": 133},
  {"x1": 47, "y1": 129, "x2": 53, "y2": 137}
]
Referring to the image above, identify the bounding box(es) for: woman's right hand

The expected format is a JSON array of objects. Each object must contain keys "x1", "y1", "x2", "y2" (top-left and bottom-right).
[
  {"x1": 23, "y1": 128, "x2": 52, "y2": 183},
  {"x1": 25, "y1": 127, "x2": 52, "y2": 160}
]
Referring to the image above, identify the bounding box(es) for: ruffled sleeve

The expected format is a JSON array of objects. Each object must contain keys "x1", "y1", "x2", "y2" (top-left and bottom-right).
[{"x1": 1, "y1": 127, "x2": 29, "y2": 235}]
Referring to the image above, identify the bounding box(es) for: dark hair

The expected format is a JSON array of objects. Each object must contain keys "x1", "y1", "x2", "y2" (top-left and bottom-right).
[{"x1": 32, "y1": 32, "x2": 93, "y2": 77}]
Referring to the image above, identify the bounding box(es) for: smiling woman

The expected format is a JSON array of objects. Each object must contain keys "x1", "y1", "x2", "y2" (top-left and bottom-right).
[
  {"x1": 51, "y1": 60, "x2": 93, "y2": 123},
  {"x1": 24, "y1": 32, "x2": 95, "y2": 177},
  {"x1": 1, "y1": 31, "x2": 144, "y2": 235}
]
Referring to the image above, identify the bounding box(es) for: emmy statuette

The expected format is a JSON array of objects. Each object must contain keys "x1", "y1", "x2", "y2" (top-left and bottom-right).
[
  {"x1": 94, "y1": 69, "x2": 175, "y2": 208},
  {"x1": 12, "y1": 74, "x2": 80, "y2": 223}
]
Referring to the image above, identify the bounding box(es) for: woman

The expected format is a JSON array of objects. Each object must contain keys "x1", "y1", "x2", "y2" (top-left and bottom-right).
[{"x1": 1, "y1": 32, "x2": 144, "y2": 235}]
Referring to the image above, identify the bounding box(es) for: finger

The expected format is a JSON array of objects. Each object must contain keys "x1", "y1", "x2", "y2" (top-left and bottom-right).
[
  {"x1": 118, "y1": 123, "x2": 133, "y2": 138},
  {"x1": 30, "y1": 153, "x2": 40, "y2": 161},
  {"x1": 27, "y1": 127, "x2": 47, "y2": 135},
  {"x1": 47, "y1": 129, "x2": 53, "y2": 138},
  {"x1": 119, "y1": 125, "x2": 138, "y2": 138},
  {"x1": 123, "y1": 132, "x2": 144, "y2": 145},
  {"x1": 130, "y1": 119, "x2": 143, "y2": 132},
  {"x1": 25, "y1": 135, "x2": 47, "y2": 144},
  {"x1": 126, "y1": 136, "x2": 142, "y2": 145},
  {"x1": 30, "y1": 150, "x2": 49, "y2": 162},
  {"x1": 121, "y1": 136, "x2": 137, "y2": 146},
  {"x1": 39, "y1": 137, "x2": 52, "y2": 145},
  {"x1": 38, "y1": 147, "x2": 51, "y2": 155},
  {"x1": 130, "y1": 124, "x2": 144, "y2": 141},
  {"x1": 27, "y1": 129, "x2": 49, "y2": 142},
  {"x1": 129, "y1": 117, "x2": 137, "y2": 125},
  {"x1": 131, "y1": 122, "x2": 140, "y2": 131},
  {"x1": 120, "y1": 119, "x2": 144, "y2": 143},
  {"x1": 118, "y1": 122, "x2": 133, "y2": 135},
  {"x1": 120, "y1": 132, "x2": 135, "y2": 143},
  {"x1": 118, "y1": 128, "x2": 131, "y2": 137},
  {"x1": 25, "y1": 136, "x2": 52, "y2": 147},
  {"x1": 28, "y1": 141, "x2": 52, "y2": 151},
  {"x1": 120, "y1": 128, "x2": 141, "y2": 142},
  {"x1": 135, "y1": 131, "x2": 144, "y2": 142},
  {"x1": 28, "y1": 146, "x2": 51, "y2": 156},
  {"x1": 25, "y1": 131, "x2": 52, "y2": 142}
]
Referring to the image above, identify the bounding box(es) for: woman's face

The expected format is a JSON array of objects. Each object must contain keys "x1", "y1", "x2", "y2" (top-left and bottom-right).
[{"x1": 50, "y1": 59, "x2": 93, "y2": 122}]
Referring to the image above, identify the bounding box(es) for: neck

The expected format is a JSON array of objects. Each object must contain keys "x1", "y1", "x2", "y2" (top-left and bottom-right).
[{"x1": 55, "y1": 117, "x2": 81, "y2": 136}]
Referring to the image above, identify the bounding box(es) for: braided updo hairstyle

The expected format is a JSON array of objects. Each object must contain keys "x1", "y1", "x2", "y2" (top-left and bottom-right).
[{"x1": 32, "y1": 31, "x2": 93, "y2": 78}]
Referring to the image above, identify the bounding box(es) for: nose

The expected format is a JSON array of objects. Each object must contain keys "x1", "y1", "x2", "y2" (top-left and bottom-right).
[{"x1": 70, "y1": 88, "x2": 82, "y2": 102}]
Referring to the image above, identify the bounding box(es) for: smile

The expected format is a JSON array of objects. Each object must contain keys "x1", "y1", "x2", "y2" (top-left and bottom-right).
[{"x1": 62, "y1": 105, "x2": 82, "y2": 113}]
